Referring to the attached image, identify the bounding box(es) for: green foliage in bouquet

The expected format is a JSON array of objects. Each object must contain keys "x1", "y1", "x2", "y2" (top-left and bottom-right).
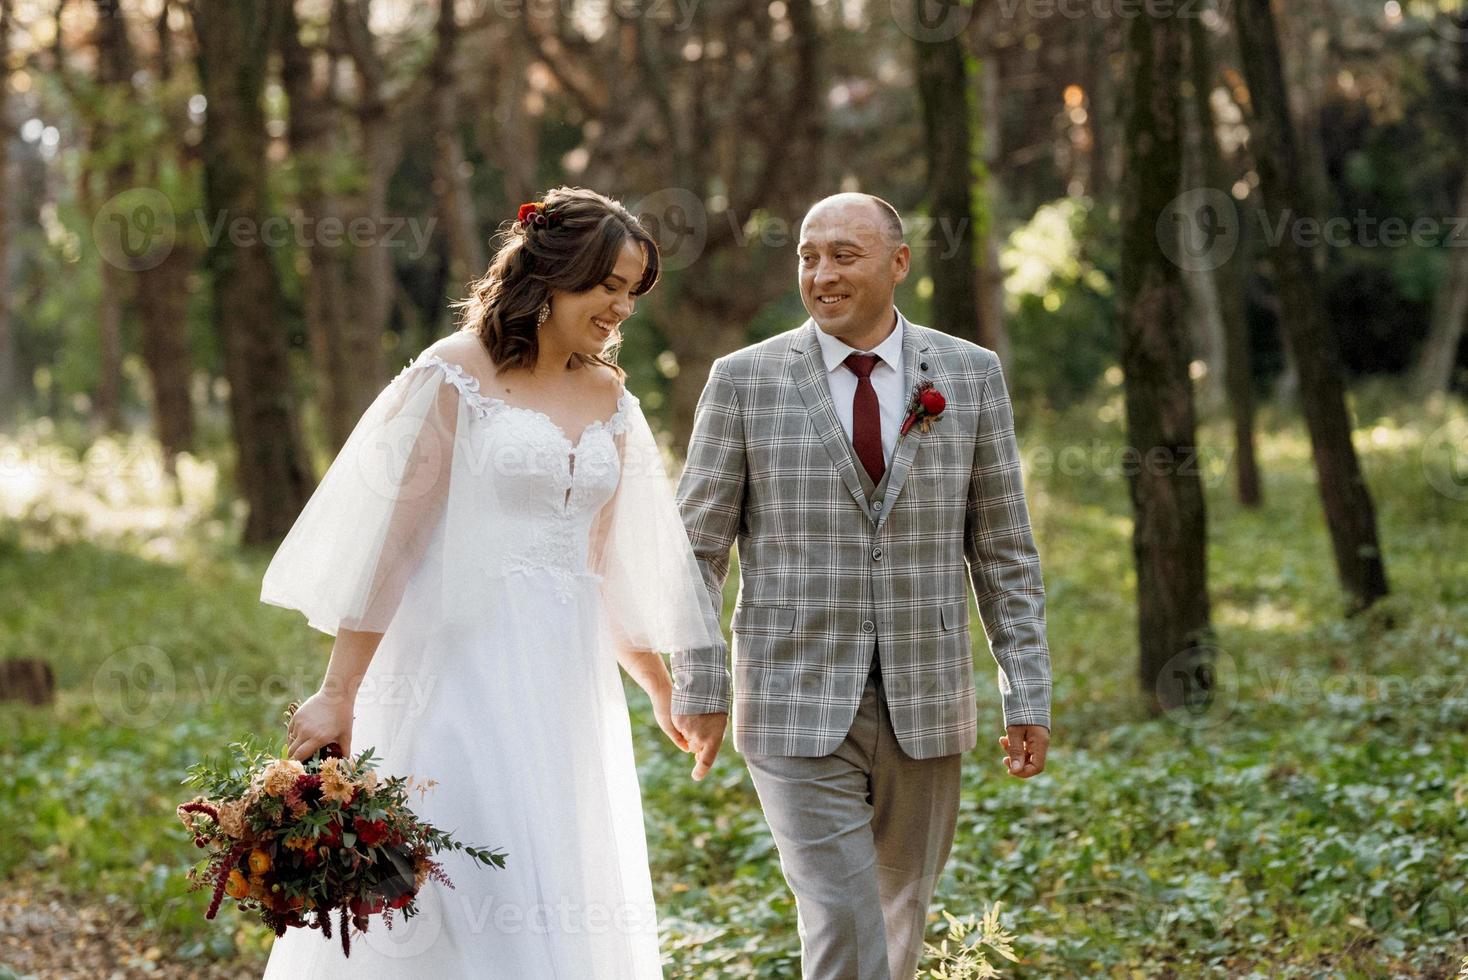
[{"x1": 176, "y1": 733, "x2": 505, "y2": 958}]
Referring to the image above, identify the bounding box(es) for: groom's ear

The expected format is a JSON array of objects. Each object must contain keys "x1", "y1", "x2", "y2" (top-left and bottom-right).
[{"x1": 891, "y1": 242, "x2": 911, "y2": 284}]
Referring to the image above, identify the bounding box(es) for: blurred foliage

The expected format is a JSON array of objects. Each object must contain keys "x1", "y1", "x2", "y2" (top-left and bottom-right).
[
  {"x1": 1001, "y1": 197, "x2": 1118, "y2": 408},
  {"x1": 2, "y1": 384, "x2": 1464, "y2": 977}
]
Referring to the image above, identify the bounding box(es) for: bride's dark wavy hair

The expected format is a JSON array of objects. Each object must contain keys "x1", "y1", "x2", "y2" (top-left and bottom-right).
[{"x1": 452, "y1": 186, "x2": 660, "y2": 375}]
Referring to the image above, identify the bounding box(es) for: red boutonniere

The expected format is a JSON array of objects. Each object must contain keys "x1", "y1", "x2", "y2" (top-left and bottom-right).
[
  {"x1": 516, "y1": 201, "x2": 555, "y2": 229},
  {"x1": 900, "y1": 380, "x2": 946, "y2": 436}
]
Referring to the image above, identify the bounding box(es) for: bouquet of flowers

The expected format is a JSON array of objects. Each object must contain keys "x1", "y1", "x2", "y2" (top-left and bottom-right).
[{"x1": 176, "y1": 721, "x2": 505, "y2": 958}]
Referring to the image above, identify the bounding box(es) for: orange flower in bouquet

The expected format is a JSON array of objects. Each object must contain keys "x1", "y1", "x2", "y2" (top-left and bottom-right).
[{"x1": 176, "y1": 717, "x2": 505, "y2": 958}]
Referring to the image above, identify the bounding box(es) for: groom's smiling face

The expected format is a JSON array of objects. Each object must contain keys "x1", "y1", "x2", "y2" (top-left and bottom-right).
[{"x1": 797, "y1": 196, "x2": 910, "y2": 347}]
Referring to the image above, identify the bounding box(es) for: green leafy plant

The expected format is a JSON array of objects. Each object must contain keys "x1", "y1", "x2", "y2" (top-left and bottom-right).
[{"x1": 919, "y1": 904, "x2": 1022, "y2": 979}]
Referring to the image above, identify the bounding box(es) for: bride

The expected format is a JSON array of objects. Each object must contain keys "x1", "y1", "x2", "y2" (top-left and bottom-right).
[{"x1": 256, "y1": 187, "x2": 718, "y2": 978}]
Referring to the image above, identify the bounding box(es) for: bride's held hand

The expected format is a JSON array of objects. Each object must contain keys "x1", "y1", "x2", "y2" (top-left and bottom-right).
[
  {"x1": 286, "y1": 689, "x2": 355, "y2": 762},
  {"x1": 649, "y1": 676, "x2": 691, "y2": 753},
  {"x1": 616, "y1": 649, "x2": 691, "y2": 753}
]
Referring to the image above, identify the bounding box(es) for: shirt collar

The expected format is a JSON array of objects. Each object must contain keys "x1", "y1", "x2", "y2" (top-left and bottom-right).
[{"x1": 815, "y1": 311, "x2": 905, "y2": 376}]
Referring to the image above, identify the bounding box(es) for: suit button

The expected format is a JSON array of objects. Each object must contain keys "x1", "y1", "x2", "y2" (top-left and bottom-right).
[
  {"x1": 871, "y1": 547, "x2": 883, "y2": 561},
  {"x1": 872, "y1": 498, "x2": 883, "y2": 510},
  {"x1": 861, "y1": 620, "x2": 875, "y2": 634}
]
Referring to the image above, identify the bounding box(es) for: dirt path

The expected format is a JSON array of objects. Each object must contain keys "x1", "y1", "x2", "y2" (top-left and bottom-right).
[{"x1": 0, "y1": 886, "x2": 256, "y2": 980}]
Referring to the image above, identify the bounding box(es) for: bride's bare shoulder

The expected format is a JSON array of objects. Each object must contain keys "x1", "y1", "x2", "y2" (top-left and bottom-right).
[{"x1": 419, "y1": 330, "x2": 498, "y2": 380}]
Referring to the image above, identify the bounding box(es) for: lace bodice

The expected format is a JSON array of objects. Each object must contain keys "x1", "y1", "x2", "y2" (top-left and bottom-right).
[{"x1": 409, "y1": 354, "x2": 632, "y2": 602}]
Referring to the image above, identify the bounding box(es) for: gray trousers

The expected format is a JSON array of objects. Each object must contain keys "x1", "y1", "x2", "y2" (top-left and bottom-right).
[{"x1": 744, "y1": 660, "x2": 962, "y2": 980}]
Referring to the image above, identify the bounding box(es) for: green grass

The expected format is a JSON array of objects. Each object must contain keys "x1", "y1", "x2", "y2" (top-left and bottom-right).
[{"x1": 2, "y1": 384, "x2": 1465, "y2": 977}]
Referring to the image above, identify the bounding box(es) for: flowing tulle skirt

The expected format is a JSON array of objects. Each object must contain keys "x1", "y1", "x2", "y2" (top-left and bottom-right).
[{"x1": 261, "y1": 567, "x2": 663, "y2": 979}]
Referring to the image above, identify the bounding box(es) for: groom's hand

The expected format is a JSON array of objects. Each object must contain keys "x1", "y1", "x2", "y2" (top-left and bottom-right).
[
  {"x1": 1000, "y1": 725, "x2": 1049, "y2": 778},
  {"x1": 673, "y1": 712, "x2": 727, "y2": 781}
]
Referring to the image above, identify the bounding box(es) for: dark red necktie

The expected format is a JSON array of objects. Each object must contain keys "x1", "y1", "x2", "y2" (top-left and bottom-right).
[{"x1": 843, "y1": 353, "x2": 885, "y2": 485}]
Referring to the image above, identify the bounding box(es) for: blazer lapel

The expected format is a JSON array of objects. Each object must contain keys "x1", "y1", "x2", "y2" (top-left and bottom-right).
[
  {"x1": 790, "y1": 321, "x2": 870, "y2": 514},
  {"x1": 875, "y1": 317, "x2": 936, "y2": 531}
]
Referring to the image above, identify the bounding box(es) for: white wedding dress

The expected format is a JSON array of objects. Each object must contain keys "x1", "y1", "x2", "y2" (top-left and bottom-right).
[{"x1": 256, "y1": 344, "x2": 716, "y2": 979}]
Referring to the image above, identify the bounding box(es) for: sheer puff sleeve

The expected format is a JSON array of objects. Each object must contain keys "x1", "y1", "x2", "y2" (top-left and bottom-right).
[
  {"x1": 260, "y1": 360, "x2": 459, "y2": 637},
  {"x1": 592, "y1": 392, "x2": 721, "y2": 658}
]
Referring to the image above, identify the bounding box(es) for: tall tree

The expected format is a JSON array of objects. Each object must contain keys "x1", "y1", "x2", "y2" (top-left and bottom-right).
[
  {"x1": 915, "y1": 31, "x2": 981, "y2": 347},
  {"x1": 132, "y1": 0, "x2": 199, "y2": 466},
  {"x1": 428, "y1": 0, "x2": 485, "y2": 300},
  {"x1": 277, "y1": 0, "x2": 365, "y2": 454},
  {"x1": 89, "y1": 0, "x2": 134, "y2": 432},
  {"x1": 0, "y1": 0, "x2": 15, "y2": 421},
  {"x1": 522, "y1": 0, "x2": 825, "y2": 447},
  {"x1": 277, "y1": 0, "x2": 412, "y2": 451},
  {"x1": 1118, "y1": 7, "x2": 1213, "y2": 715},
  {"x1": 1413, "y1": 12, "x2": 1468, "y2": 395},
  {"x1": 970, "y1": 7, "x2": 1011, "y2": 373},
  {"x1": 1234, "y1": 0, "x2": 1389, "y2": 612},
  {"x1": 1188, "y1": 14, "x2": 1261, "y2": 507},
  {"x1": 194, "y1": 0, "x2": 315, "y2": 542},
  {"x1": 91, "y1": 0, "x2": 197, "y2": 464}
]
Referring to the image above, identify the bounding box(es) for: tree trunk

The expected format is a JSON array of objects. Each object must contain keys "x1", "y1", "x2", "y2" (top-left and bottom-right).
[
  {"x1": 94, "y1": 0, "x2": 196, "y2": 461},
  {"x1": 279, "y1": 0, "x2": 361, "y2": 453},
  {"x1": 477, "y1": 26, "x2": 541, "y2": 208},
  {"x1": 0, "y1": 0, "x2": 16, "y2": 422},
  {"x1": 1188, "y1": 14, "x2": 1261, "y2": 507},
  {"x1": 1119, "y1": 8, "x2": 1213, "y2": 718},
  {"x1": 134, "y1": 242, "x2": 196, "y2": 464},
  {"x1": 1084, "y1": 16, "x2": 1119, "y2": 205},
  {"x1": 194, "y1": 0, "x2": 315, "y2": 543},
  {"x1": 1414, "y1": 163, "x2": 1468, "y2": 395},
  {"x1": 332, "y1": 0, "x2": 395, "y2": 422},
  {"x1": 974, "y1": 38, "x2": 1011, "y2": 372},
  {"x1": 1178, "y1": 48, "x2": 1226, "y2": 415},
  {"x1": 916, "y1": 31, "x2": 981, "y2": 349},
  {"x1": 430, "y1": 0, "x2": 486, "y2": 300},
  {"x1": 1413, "y1": 16, "x2": 1468, "y2": 396},
  {"x1": 1234, "y1": 0, "x2": 1389, "y2": 612},
  {"x1": 93, "y1": 0, "x2": 135, "y2": 433}
]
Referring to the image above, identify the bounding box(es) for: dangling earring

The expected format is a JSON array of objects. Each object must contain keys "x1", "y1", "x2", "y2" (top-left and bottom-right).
[{"x1": 536, "y1": 304, "x2": 550, "y2": 328}]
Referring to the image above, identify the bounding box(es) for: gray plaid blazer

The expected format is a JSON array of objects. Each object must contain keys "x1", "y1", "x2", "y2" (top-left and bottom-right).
[{"x1": 673, "y1": 313, "x2": 1052, "y2": 760}]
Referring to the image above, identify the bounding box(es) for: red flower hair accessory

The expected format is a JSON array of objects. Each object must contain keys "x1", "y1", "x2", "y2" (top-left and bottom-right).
[{"x1": 516, "y1": 201, "x2": 555, "y2": 229}]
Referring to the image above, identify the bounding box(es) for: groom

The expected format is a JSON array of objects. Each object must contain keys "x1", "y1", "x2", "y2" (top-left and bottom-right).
[{"x1": 672, "y1": 193, "x2": 1052, "y2": 980}]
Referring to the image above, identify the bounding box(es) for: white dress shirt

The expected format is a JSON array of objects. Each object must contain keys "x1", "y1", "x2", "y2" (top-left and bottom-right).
[{"x1": 815, "y1": 313, "x2": 906, "y2": 469}]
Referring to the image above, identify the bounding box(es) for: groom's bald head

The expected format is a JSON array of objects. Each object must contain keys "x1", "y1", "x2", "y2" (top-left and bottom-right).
[{"x1": 801, "y1": 193, "x2": 905, "y2": 247}]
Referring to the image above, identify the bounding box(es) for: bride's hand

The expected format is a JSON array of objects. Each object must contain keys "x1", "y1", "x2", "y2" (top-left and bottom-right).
[
  {"x1": 286, "y1": 688, "x2": 355, "y2": 762},
  {"x1": 649, "y1": 677, "x2": 691, "y2": 753}
]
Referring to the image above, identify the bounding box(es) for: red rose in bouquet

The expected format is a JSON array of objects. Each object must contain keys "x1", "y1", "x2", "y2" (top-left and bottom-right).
[{"x1": 177, "y1": 732, "x2": 505, "y2": 957}]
